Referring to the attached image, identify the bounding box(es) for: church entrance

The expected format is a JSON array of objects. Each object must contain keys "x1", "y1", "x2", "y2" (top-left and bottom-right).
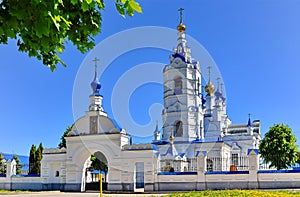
[
  {"x1": 134, "y1": 162, "x2": 144, "y2": 192},
  {"x1": 82, "y1": 151, "x2": 108, "y2": 191}
]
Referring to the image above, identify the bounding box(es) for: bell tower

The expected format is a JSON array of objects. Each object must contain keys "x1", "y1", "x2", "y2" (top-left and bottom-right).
[{"x1": 162, "y1": 9, "x2": 204, "y2": 142}]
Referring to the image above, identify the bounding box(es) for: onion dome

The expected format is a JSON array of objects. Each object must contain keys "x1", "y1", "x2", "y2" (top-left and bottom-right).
[
  {"x1": 205, "y1": 81, "x2": 215, "y2": 96},
  {"x1": 91, "y1": 58, "x2": 101, "y2": 95},
  {"x1": 177, "y1": 22, "x2": 186, "y2": 32},
  {"x1": 91, "y1": 76, "x2": 101, "y2": 95},
  {"x1": 169, "y1": 134, "x2": 174, "y2": 142}
]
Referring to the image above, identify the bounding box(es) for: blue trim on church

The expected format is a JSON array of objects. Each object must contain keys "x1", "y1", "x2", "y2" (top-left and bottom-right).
[
  {"x1": 258, "y1": 169, "x2": 300, "y2": 173},
  {"x1": 158, "y1": 172, "x2": 197, "y2": 175},
  {"x1": 206, "y1": 171, "x2": 249, "y2": 175}
]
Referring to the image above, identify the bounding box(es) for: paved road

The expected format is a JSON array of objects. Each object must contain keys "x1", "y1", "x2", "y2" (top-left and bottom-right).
[{"x1": 0, "y1": 191, "x2": 168, "y2": 197}]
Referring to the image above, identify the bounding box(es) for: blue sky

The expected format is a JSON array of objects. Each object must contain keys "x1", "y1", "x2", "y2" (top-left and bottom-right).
[{"x1": 1, "y1": 0, "x2": 300, "y2": 156}]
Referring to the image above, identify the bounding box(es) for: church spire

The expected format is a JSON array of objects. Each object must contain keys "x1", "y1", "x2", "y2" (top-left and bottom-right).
[
  {"x1": 153, "y1": 121, "x2": 161, "y2": 141},
  {"x1": 247, "y1": 113, "x2": 252, "y2": 127},
  {"x1": 90, "y1": 57, "x2": 101, "y2": 95},
  {"x1": 174, "y1": 8, "x2": 193, "y2": 63},
  {"x1": 177, "y1": 8, "x2": 186, "y2": 32},
  {"x1": 89, "y1": 58, "x2": 105, "y2": 113}
]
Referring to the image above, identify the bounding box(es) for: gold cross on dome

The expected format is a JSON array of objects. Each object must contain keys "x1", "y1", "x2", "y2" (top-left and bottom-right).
[{"x1": 178, "y1": 8, "x2": 184, "y2": 23}]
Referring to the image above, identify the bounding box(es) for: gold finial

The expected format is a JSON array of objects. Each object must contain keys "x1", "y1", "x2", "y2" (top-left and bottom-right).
[
  {"x1": 169, "y1": 128, "x2": 174, "y2": 142},
  {"x1": 169, "y1": 135, "x2": 174, "y2": 141},
  {"x1": 205, "y1": 82, "x2": 215, "y2": 96},
  {"x1": 177, "y1": 8, "x2": 186, "y2": 32},
  {"x1": 205, "y1": 66, "x2": 215, "y2": 96}
]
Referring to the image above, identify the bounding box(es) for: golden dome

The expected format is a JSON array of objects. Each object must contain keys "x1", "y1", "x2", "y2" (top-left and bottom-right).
[
  {"x1": 169, "y1": 134, "x2": 174, "y2": 142},
  {"x1": 205, "y1": 81, "x2": 215, "y2": 96},
  {"x1": 177, "y1": 22, "x2": 186, "y2": 32}
]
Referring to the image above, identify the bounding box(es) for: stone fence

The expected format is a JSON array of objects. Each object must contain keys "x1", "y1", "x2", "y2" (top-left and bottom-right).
[
  {"x1": 1, "y1": 149, "x2": 300, "y2": 191},
  {"x1": 154, "y1": 149, "x2": 300, "y2": 191}
]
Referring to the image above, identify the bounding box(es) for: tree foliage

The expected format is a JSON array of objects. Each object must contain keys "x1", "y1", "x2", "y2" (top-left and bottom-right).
[
  {"x1": 0, "y1": 153, "x2": 6, "y2": 174},
  {"x1": 259, "y1": 124, "x2": 298, "y2": 170},
  {"x1": 29, "y1": 143, "x2": 43, "y2": 174},
  {"x1": 91, "y1": 154, "x2": 108, "y2": 182},
  {"x1": 29, "y1": 144, "x2": 37, "y2": 174},
  {"x1": 36, "y1": 143, "x2": 44, "y2": 174},
  {"x1": 58, "y1": 124, "x2": 73, "y2": 149},
  {"x1": 0, "y1": 0, "x2": 142, "y2": 71}
]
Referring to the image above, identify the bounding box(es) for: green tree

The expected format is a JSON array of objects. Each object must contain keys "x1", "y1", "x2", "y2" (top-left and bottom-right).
[
  {"x1": 13, "y1": 155, "x2": 22, "y2": 174},
  {"x1": 91, "y1": 154, "x2": 108, "y2": 182},
  {"x1": 29, "y1": 143, "x2": 43, "y2": 175},
  {"x1": 29, "y1": 144, "x2": 37, "y2": 174},
  {"x1": 297, "y1": 151, "x2": 300, "y2": 164},
  {"x1": 36, "y1": 143, "x2": 44, "y2": 175},
  {"x1": 0, "y1": 0, "x2": 142, "y2": 71},
  {"x1": 58, "y1": 125, "x2": 73, "y2": 149},
  {"x1": 259, "y1": 124, "x2": 298, "y2": 170},
  {"x1": 0, "y1": 153, "x2": 6, "y2": 174}
]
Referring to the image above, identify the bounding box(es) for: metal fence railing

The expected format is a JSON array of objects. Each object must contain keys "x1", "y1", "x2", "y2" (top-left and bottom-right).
[{"x1": 158, "y1": 156, "x2": 250, "y2": 173}]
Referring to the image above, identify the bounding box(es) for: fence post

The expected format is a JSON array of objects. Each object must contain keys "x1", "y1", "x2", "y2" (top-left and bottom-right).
[
  {"x1": 247, "y1": 149, "x2": 259, "y2": 189},
  {"x1": 153, "y1": 155, "x2": 159, "y2": 191},
  {"x1": 196, "y1": 151, "x2": 206, "y2": 190},
  {"x1": 5, "y1": 159, "x2": 16, "y2": 190}
]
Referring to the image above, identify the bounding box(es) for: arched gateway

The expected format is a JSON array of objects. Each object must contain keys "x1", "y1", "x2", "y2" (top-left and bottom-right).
[{"x1": 41, "y1": 62, "x2": 157, "y2": 192}]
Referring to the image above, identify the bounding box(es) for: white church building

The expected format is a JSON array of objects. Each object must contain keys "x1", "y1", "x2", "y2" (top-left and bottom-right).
[{"x1": 39, "y1": 12, "x2": 263, "y2": 192}]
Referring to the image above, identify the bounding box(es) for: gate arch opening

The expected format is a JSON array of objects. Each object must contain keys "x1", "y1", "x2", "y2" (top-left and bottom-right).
[{"x1": 81, "y1": 151, "x2": 108, "y2": 191}]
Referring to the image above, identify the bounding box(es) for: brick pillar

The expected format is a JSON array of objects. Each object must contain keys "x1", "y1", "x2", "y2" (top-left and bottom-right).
[
  {"x1": 197, "y1": 151, "x2": 206, "y2": 190},
  {"x1": 5, "y1": 159, "x2": 16, "y2": 190},
  {"x1": 247, "y1": 149, "x2": 259, "y2": 189}
]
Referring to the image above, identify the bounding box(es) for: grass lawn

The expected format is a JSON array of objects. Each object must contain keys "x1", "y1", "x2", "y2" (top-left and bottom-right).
[
  {"x1": 165, "y1": 190, "x2": 300, "y2": 197},
  {"x1": 0, "y1": 190, "x2": 29, "y2": 194}
]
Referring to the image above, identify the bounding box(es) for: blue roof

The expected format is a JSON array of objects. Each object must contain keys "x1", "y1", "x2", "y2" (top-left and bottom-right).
[
  {"x1": 192, "y1": 138, "x2": 204, "y2": 143},
  {"x1": 2, "y1": 153, "x2": 29, "y2": 171},
  {"x1": 172, "y1": 53, "x2": 185, "y2": 62},
  {"x1": 152, "y1": 141, "x2": 169, "y2": 145},
  {"x1": 179, "y1": 153, "x2": 185, "y2": 157},
  {"x1": 151, "y1": 144, "x2": 158, "y2": 150},
  {"x1": 247, "y1": 149, "x2": 259, "y2": 155},
  {"x1": 195, "y1": 151, "x2": 207, "y2": 157}
]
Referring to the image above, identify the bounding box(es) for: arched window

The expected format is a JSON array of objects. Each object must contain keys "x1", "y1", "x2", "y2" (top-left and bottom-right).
[
  {"x1": 55, "y1": 171, "x2": 59, "y2": 177},
  {"x1": 174, "y1": 76, "x2": 182, "y2": 94},
  {"x1": 175, "y1": 121, "x2": 183, "y2": 137}
]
